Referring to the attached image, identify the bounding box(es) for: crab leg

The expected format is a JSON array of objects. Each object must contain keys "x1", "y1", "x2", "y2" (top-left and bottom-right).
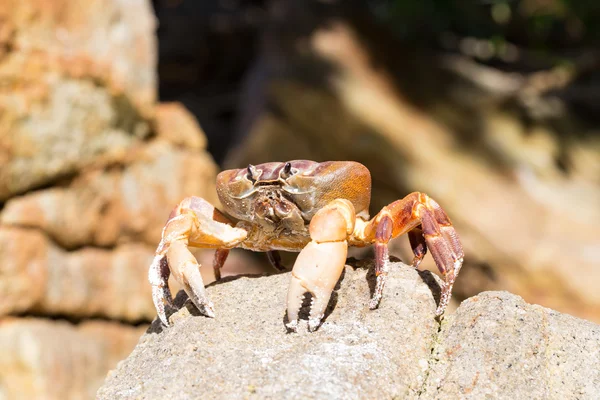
[
  {"x1": 148, "y1": 196, "x2": 247, "y2": 325},
  {"x1": 286, "y1": 199, "x2": 356, "y2": 332},
  {"x1": 212, "y1": 249, "x2": 230, "y2": 281},
  {"x1": 364, "y1": 192, "x2": 464, "y2": 316},
  {"x1": 267, "y1": 250, "x2": 287, "y2": 272},
  {"x1": 407, "y1": 226, "x2": 427, "y2": 268}
]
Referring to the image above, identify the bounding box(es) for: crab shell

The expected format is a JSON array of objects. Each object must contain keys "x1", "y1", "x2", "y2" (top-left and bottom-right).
[{"x1": 215, "y1": 160, "x2": 372, "y2": 222}]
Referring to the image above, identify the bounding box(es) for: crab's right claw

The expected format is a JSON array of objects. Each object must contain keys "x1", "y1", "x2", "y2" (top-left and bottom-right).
[
  {"x1": 286, "y1": 199, "x2": 355, "y2": 332},
  {"x1": 286, "y1": 241, "x2": 348, "y2": 332}
]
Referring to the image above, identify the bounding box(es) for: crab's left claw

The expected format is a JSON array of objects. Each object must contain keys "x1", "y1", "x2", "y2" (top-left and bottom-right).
[
  {"x1": 286, "y1": 199, "x2": 355, "y2": 332},
  {"x1": 149, "y1": 196, "x2": 247, "y2": 326}
]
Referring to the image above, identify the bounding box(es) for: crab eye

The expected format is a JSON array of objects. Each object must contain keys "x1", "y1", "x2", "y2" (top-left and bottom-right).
[
  {"x1": 280, "y1": 162, "x2": 295, "y2": 179},
  {"x1": 246, "y1": 164, "x2": 256, "y2": 183}
]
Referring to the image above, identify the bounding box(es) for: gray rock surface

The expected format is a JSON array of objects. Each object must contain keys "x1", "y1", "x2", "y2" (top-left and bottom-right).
[
  {"x1": 98, "y1": 260, "x2": 442, "y2": 399},
  {"x1": 97, "y1": 261, "x2": 600, "y2": 399},
  {"x1": 421, "y1": 291, "x2": 600, "y2": 399}
]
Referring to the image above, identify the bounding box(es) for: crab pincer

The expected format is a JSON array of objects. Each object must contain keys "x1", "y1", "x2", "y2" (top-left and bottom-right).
[
  {"x1": 148, "y1": 196, "x2": 247, "y2": 325},
  {"x1": 286, "y1": 199, "x2": 355, "y2": 332}
]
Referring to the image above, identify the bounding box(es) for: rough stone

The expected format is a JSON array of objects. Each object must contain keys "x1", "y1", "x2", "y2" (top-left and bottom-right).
[
  {"x1": 420, "y1": 291, "x2": 600, "y2": 399},
  {"x1": 153, "y1": 102, "x2": 208, "y2": 151},
  {"x1": 0, "y1": 226, "x2": 157, "y2": 321},
  {"x1": 1, "y1": 140, "x2": 219, "y2": 249},
  {"x1": 0, "y1": 0, "x2": 156, "y2": 200},
  {"x1": 0, "y1": 317, "x2": 145, "y2": 400},
  {"x1": 97, "y1": 262, "x2": 600, "y2": 400},
  {"x1": 97, "y1": 261, "x2": 443, "y2": 399}
]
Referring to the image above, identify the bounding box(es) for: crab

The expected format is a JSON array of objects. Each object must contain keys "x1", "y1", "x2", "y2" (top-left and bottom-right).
[{"x1": 148, "y1": 160, "x2": 464, "y2": 331}]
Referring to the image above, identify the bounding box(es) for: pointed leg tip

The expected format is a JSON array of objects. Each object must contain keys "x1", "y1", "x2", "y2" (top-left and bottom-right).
[
  {"x1": 308, "y1": 316, "x2": 323, "y2": 332},
  {"x1": 158, "y1": 314, "x2": 170, "y2": 327},
  {"x1": 368, "y1": 294, "x2": 382, "y2": 310},
  {"x1": 285, "y1": 319, "x2": 298, "y2": 333},
  {"x1": 200, "y1": 302, "x2": 216, "y2": 318},
  {"x1": 435, "y1": 304, "x2": 447, "y2": 318}
]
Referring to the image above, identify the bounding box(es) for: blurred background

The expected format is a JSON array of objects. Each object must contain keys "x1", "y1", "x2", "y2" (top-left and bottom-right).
[{"x1": 1, "y1": 0, "x2": 599, "y2": 398}]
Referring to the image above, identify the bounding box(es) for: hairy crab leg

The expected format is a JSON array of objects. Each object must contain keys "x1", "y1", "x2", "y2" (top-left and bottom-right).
[
  {"x1": 286, "y1": 199, "x2": 356, "y2": 332},
  {"x1": 364, "y1": 192, "x2": 464, "y2": 316},
  {"x1": 148, "y1": 197, "x2": 247, "y2": 326}
]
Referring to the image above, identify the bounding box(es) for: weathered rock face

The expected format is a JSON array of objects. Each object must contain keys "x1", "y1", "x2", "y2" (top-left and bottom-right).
[
  {"x1": 0, "y1": 227, "x2": 156, "y2": 321},
  {"x1": 422, "y1": 292, "x2": 600, "y2": 399},
  {"x1": 0, "y1": 318, "x2": 146, "y2": 400},
  {"x1": 97, "y1": 261, "x2": 600, "y2": 399},
  {"x1": 97, "y1": 261, "x2": 443, "y2": 399},
  {"x1": 1, "y1": 139, "x2": 219, "y2": 250},
  {"x1": 0, "y1": 125, "x2": 223, "y2": 322},
  {"x1": 226, "y1": 7, "x2": 600, "y2": 323},
  {"x1": 0, "y1": 0, "x2": 156, "y2": 201}
]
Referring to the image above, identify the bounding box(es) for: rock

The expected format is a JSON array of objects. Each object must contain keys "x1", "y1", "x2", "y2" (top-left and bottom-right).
[
  {"x1": 0, "y1": 0, "x2": 156, "y2": 200},
  {"x1": 0, "y1": 226, "x2": 157, "y2": 321},
  {"x1": 420, "y1": 292, "x2": 600, "y2": 399},
  {"x1": 97, "y1": 262, "x2": 600, "y2": 399},
  {"x1": 97, "y1": 261, "x2": 443, "y2": 399},
  {"x1": 154, "y1": 102, "x2": 208, "y2": 151},
  {"x1": 1, "y1": 140, "x2": 219, "y2": 249},
  {"x1": 0, "y1": 317, "x2": 146, "y2": 400}
]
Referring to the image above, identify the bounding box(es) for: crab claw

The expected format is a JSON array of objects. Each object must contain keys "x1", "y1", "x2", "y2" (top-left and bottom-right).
[
  {"x1": 149, "y1": 254, "x2": 174, "y2": 325},
  {"x1": 167, "y1": 241, "x2": 216, "y2": 318},
  {"x1": 286, "y1": 199, "x2": 355, "y2": 332},
  {"x1": 148, "y1": 196, "x2": 247, "y2": 325},
  {"x1": 286, "y1": 241, "x2": 348, "y2": 331}
]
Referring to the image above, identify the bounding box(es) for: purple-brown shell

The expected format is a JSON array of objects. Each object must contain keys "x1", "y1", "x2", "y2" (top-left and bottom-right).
[{"x1": 216, "y1": 160, "x2": 371, "y2": 222}]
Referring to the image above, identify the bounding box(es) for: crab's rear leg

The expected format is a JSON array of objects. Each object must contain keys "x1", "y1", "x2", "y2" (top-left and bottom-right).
[
  {"x1": 366, "y1": 192, "x2": 464, "y2": 316},
  {"x1": 286, "y1": 199, "x2": 355, "y2": 332},
  {"x1": 267, "y1": 250, "x2": 287, "y2": 272},
  {"x1": 148, "y1": 196, "x2": 247, "y2": 325}
]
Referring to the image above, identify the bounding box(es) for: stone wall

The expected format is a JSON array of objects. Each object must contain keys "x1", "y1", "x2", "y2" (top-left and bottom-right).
[{"x1": 0, "y1": 1, "x2": 231, "y2": 397}]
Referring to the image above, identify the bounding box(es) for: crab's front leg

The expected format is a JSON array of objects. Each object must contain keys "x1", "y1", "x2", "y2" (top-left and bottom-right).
[
  {"x1": 364, "y1": 192, "x2": 464, "y2": 316},
  {"x1": 286, "y1": 199, "x2": 356, "y2": 332},
  {"x1": 148, "y1": 196, "x2": 247, "y2": 325}
]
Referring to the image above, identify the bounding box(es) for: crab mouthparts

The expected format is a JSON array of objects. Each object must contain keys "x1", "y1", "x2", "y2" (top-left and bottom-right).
[
  {"x1": 255, "y1": 194, "x2": 294, "y2": 222},
  {"x1": 255, "y1": 180, "x2": 281, "y2": 187}
]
